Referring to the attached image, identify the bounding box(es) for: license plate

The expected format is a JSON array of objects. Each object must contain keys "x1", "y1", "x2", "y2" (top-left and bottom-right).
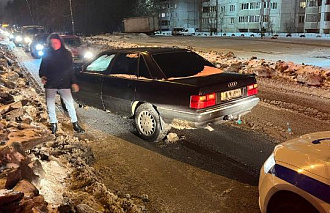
[{"x1": 221, "y1": 88, "x2": 242, "y2": 101}]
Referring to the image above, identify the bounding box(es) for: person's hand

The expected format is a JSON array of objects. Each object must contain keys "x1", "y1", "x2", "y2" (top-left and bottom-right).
[
  {"x1": 41, "y1": 76, "x2": 47, "y2": 85},
  {"x1": 71, "y1": 84, "x2": 79, "y2": 92}
]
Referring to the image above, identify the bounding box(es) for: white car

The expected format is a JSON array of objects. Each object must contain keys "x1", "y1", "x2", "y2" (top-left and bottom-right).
[{"x1": 259, "y1": 131, "x2": 330, "y2": 213}]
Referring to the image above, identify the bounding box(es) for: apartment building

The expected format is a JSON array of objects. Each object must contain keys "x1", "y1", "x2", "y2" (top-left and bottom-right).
[
  {"x1": 158, "y1": 0, "x2": 329, "y2": 34},
  {"x1": 201, "y1": 0, "x2": 305, "y2": 33},
  {"x1": 159, "y1": 0, "x2": 200, "y2": 30},
  {"x1": 305, "y1": 0, "x2": 330, "y2": 34}
]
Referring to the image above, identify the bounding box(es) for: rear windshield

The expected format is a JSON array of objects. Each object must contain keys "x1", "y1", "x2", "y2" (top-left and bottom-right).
[
  {"x1": 36, "y1": 34, "x2": 49, "y2": 42},
  {"x1": 63, "y1": 38, "x2": 82, "y2": 47},
  {"x1": 152, "y1": 51, "x2": 215, "y2": 78}
]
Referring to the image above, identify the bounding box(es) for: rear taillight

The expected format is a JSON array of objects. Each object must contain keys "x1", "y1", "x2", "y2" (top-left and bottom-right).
[
  {"x1": 247, "y1": 84, "x2": 258, "y2": 96},
  {"x1": 190, "y1": 93, "x2": 216, "y2": 109}
]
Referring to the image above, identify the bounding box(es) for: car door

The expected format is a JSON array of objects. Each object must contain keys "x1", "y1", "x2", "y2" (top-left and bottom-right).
[
  {"x1": 102, "y1": 52, "x2": 138, "y2": 116},
  {"x1": 73, "y1": 53, "x2": 116, "y2": 109}
]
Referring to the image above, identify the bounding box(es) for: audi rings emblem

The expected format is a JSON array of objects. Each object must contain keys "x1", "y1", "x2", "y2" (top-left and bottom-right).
[{"x1": 228, "y1": 81, "x2": 237, "y2": 88}]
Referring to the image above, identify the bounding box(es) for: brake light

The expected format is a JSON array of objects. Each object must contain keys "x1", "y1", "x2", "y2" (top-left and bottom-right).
[
  {"x1": 247, "y1": 84, "x2": 258, "y2": 96},
  {"x1": 190, "y1": 93, "x2": 216, "y2": 109}
]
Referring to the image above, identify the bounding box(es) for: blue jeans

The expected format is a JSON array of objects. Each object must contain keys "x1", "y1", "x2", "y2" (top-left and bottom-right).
[{"x1": 46, "y1": 89, "x2": 78, "y2": 123}]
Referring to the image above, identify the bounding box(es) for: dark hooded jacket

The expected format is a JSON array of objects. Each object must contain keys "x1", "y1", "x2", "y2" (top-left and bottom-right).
[{"x1": 39, "y1": 34, "x2": 77, "y2": 89}]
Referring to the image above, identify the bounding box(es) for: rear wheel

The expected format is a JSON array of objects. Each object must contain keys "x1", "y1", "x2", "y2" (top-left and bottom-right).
[{"x1": 135, "y1": 104, "x2": 169, "y2": 142}]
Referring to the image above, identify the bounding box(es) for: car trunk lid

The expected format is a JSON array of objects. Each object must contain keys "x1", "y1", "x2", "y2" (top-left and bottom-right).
[{"x1": 169, "y1": 72, "x2": 257, "y2": 109}]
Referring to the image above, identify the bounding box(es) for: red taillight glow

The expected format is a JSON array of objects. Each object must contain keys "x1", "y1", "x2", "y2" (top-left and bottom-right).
[
  {"x1": 190, "y1": 93, "x2": 216, "y2": 109},
  {"x1": 247, "y1": 84, "x2": 258, "y2": 96}
]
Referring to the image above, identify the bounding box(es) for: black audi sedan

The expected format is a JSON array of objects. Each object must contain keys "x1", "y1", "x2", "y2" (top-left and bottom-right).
[{"x1": 73, "y1": 48, "x2": 259, "y2": 142}]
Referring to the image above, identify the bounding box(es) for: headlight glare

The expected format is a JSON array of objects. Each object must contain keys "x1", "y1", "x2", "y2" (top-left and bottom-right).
[
  {"x1": 83, "y1": 51, "x2": 93, "y2": 59},
  {"x1": 38, "y1": 51, "x2": 44, "y2": 56},
  {"x1": 24, "y1": 37, "x2": 32, "y2": 43},
  {"x1": 36, "y1": 44, "x2": 44, "y2": 50},
  {"x1": 15, "y1": 36, "x2": 22, "y2": 42},
  {"x1": 263, "y1": 153, "x2": 275, "y2": 174}
]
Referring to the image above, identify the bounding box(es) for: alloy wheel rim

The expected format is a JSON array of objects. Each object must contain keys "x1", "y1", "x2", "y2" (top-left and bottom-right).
[{"x1": 138, "y1": 111, "x2": 156, "y2": 136}]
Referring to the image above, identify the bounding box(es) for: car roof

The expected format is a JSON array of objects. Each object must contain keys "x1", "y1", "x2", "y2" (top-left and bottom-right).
[
  {"x1": 60, "y1": 35, "x2": 79, "y2": 38},
  {"x1": 102, "y1": 47, "x2": 190, "y2": 55}
]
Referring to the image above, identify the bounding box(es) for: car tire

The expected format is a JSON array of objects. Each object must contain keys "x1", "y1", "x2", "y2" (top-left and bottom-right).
[
  {"x1": 267, "y1": 191, "x2": 318, "y2": 213},
  {"x1": 135, "y1": 104, "x2": 169, "y2": 142}
]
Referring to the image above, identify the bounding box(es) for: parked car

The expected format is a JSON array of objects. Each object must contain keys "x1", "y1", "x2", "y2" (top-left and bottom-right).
[
  {"x1": 29, "y1": 33, "x2": 50, "y2": 58},
  {"x1": 259, "y1": 131, "x2": 330, "y2": 213},
  {"x1": 172, "y1": 27, "x2": 184, "y2": 36},
  {"x1": 73, "y1": 48, "x2": 259, "y2": 142},
  {"x1": 60, "y1": 35, "x2": 94, "y2": 66},
  {"x1": 180, "y1": 28, "x2": 196, "y2": 36}
]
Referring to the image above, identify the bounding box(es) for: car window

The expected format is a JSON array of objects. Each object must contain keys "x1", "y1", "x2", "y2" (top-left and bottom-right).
[
  {"x1": 110, "y1": 53, "x2": 138, "y2": 76},
  {"x1": 151, "y1": 51, "x2": 215, "y2": 78},
  {"x1": 86, "y1": 54, "x2": 115, "y2": 72},
  {"x1": 138, "y1": 56, "x2": 152, "y2": 78}
]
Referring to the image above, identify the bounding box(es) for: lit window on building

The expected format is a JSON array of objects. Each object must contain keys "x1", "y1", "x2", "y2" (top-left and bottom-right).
[
  {"x1": 161, "y1": 13, "x2": 166, "y2": 18},
  {"x1": 300, "y1": 1, "x2": 307, "y2": 8}
]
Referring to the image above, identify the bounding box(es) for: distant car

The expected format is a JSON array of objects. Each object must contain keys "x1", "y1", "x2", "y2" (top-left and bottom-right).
[
  {"x1": 29, "y1": 33, "x2": 50, "y2": 58},
  {"x1": 259, "y1": 131, "x2": 330, "y2": 213},
  {"x1": 60, "y1": 35, "x2": 94, "y2": 67},
  {"x1": 12, "y1": 31, "x2": 23, "y2": 47},
  {"x1": 172, "y1": 27, "x2": 184, "y2": 36},
  {"x1": 180, "y1": 28, "x2": 196, "y2": 36},
  {"x1": 73, "y1": 47, "x2": 259, "y2": 142},
  {"x1": 21, "y1": 25, "x2": 46, "y2": 51}
]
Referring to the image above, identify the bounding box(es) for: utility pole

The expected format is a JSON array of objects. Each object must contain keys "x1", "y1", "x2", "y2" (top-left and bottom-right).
[
  {"x1": 215, "y1": 0, "x2": 218, "y2": 34},
  {"x1": 25, "y1": 0, "x2": 34, "y2": 24},
  {"x1": 69, "y1": 0, "x2": 75, "y2": 34}
]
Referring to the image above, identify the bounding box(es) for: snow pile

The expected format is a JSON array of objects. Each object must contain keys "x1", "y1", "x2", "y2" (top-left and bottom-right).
[{"x1": 0, "y1": 45, "x2": 146, "y2": 212}]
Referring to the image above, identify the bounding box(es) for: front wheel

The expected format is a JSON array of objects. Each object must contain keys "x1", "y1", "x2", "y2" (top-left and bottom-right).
[{"x1": 135, "y1": 104, "x2": 169, "y2": 142}]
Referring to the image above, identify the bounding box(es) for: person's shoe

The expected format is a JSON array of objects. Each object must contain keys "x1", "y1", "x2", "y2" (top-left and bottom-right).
[
  {"x1": 72, "y1": 122, "x2": 85, "y2": 133},
  {"x1": 50, "y1": 123, "x2": 57, "y2": 134}
]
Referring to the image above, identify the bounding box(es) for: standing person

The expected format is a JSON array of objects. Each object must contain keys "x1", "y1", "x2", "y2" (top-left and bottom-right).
[{"x1": 39, "y1": 33, "x2": 85, "y2": 134}]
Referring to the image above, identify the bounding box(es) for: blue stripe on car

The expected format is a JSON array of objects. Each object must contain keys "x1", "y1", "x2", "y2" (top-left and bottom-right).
[{"x1": 270, "y1": 164, "x2": 330, "y2": 204}]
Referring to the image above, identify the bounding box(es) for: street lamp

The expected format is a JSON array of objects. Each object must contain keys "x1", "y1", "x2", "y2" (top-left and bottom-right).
[{"x1": 69, "y1": 0, "x2": 75, "y2": 34}]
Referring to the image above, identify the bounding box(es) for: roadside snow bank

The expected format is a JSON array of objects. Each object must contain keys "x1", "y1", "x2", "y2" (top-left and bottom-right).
[{"x1": 0, "y1": 44, "x2": 146, "y2": 212}]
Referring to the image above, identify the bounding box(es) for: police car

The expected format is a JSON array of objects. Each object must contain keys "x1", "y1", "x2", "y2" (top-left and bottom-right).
[{"x1": 259, "y1": 131, "x2": 330, "y2": 213}]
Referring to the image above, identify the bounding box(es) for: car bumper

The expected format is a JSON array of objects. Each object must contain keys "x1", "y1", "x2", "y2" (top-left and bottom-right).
[{"x1": 158, "y1": 96, "x2": 259, "y2": 127}]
